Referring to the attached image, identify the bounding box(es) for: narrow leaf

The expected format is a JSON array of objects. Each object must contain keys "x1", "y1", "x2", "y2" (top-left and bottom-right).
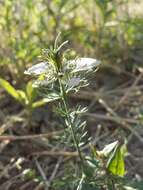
[
  {"x1": 107, "y1": 145, "x2": 125, "y2": 177},
  {"x1": 0, "y1": 78, "x2": 19, "y2": 100},
  {"x1": 32, "y1": 97, "x2": 59, "y2": 108},
  {"x1": 17, "y1": 90, "x2": 28, "y2": 105},
  {"x1": 26, "y1": 81, "x2": 37, "y2": 101}
]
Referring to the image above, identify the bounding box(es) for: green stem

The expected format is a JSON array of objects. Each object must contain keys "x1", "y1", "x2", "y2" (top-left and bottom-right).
[
  {"x1": 111, "y1": 179, "x2": 116, "y2": 190},
  {"x1": 58, "y1": 78, "x2": 84, "y2": 164},
  {"x1": 27, "y1": 105, "x2": 33, "y2": 130}
]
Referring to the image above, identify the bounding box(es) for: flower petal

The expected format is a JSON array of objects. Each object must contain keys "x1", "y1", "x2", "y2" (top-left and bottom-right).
[
  {"x1": 24, "y1": 62, "x2": 48, "y2": 75},
  {"x1": 69, "y1": 58, "x2": 101, "y2": 72},
  {"x1": 67, "y1": 77, "x2": 81, "y2": 88}
]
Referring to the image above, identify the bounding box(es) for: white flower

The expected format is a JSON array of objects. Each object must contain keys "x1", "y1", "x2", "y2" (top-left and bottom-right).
[
  {"x1": 69, "y1": 58, "x2": 101, "y2": 72},
  {"x1": 24, "y1": 57, "x2": 101, "y2": 88},
  {"x1": 24, "y1": 58, "x2": 101, "y2": 76},
  {"x1": 24, "y1": 62, "x2": 48, "y2": 75},
  {"x1": 67, "y1": 77, "x2": 81, "y2": 88}
]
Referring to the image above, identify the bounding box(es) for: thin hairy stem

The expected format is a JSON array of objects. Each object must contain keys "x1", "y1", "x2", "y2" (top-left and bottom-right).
[{"x1": 58, "y1": 77, "x2": 84, "y2": 164}]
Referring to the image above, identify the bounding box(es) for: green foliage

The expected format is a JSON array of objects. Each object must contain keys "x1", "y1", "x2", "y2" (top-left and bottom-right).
[
  {"x1": 0, "y1": 0, "x2": 142, "y2": 82},
  {"x1": 22, "y1": 168, "x2": 36, "y2": 180},
  {"x1": 106, "y1": 143, "x2": 125, "y2": 177},
  {"x1": 124, "y1": 181, "x2": 143, "y2": 190},
  {"x1": 0, "y1": 78, "x2": 52, "y2": 111},
  {"x1": 0, "y1": 78, "x2": 22, "y2": 101}
]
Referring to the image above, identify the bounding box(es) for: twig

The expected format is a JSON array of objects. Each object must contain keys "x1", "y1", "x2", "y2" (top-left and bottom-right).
[
  {"x1": 98, "y1": 98, "x2": 143, "y2": 143},
  {"x1": 0, "y1": 157, "x2": 25, "y2": 180},
  {"x1": 34, "y1": 183, "x2": 44, "y2": 190},
  {"x1": 31, "y1": 150, "x2": 78, "y2": 157},
  {"x1": 85, "y1": 113, "x2": 139, "y2": 124},
  {"x1": 31, "y1": 132, "x2": 110, "y2": 158},
  {"x1": 47, "y1": 157, "x2": 63, "y2": 189},
  {"x1": 34, "y1": 144, "x2": 66, "y2": 189},
  {"x1": 70, "y1": 84, "x2": 143, "y2": 101},
  {"x1": 0, "y1": 140, "x2": 10, "y2": 153},
  {"x1": 0, "y1": 115, "x2": 25, "y2": 135},
  {"x1": 116, "y1": 72, "x2": 143, "y2": 109},
  {"x1": 20, "y1": 181, "x2": 36, "y2": 190},
  {"x1": 0, "y1": 130, "x2": 63, "y2": 141},
  {"x1": 35, "y1": 159, "x2": 49, "y2": 190},
  {"x1": 0, "y1": 173, "x2": 22, "y2": 190}
]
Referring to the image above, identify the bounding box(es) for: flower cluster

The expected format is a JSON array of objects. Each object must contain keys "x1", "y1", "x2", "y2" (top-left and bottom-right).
[{"x1": 24, "y1": 57, "x2": 101, "y2": 90}]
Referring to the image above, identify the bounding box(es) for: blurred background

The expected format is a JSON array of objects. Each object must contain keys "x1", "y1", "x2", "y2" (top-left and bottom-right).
[{"x1": 0, "y1": 0, "x2": 143, "y2": 189}]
